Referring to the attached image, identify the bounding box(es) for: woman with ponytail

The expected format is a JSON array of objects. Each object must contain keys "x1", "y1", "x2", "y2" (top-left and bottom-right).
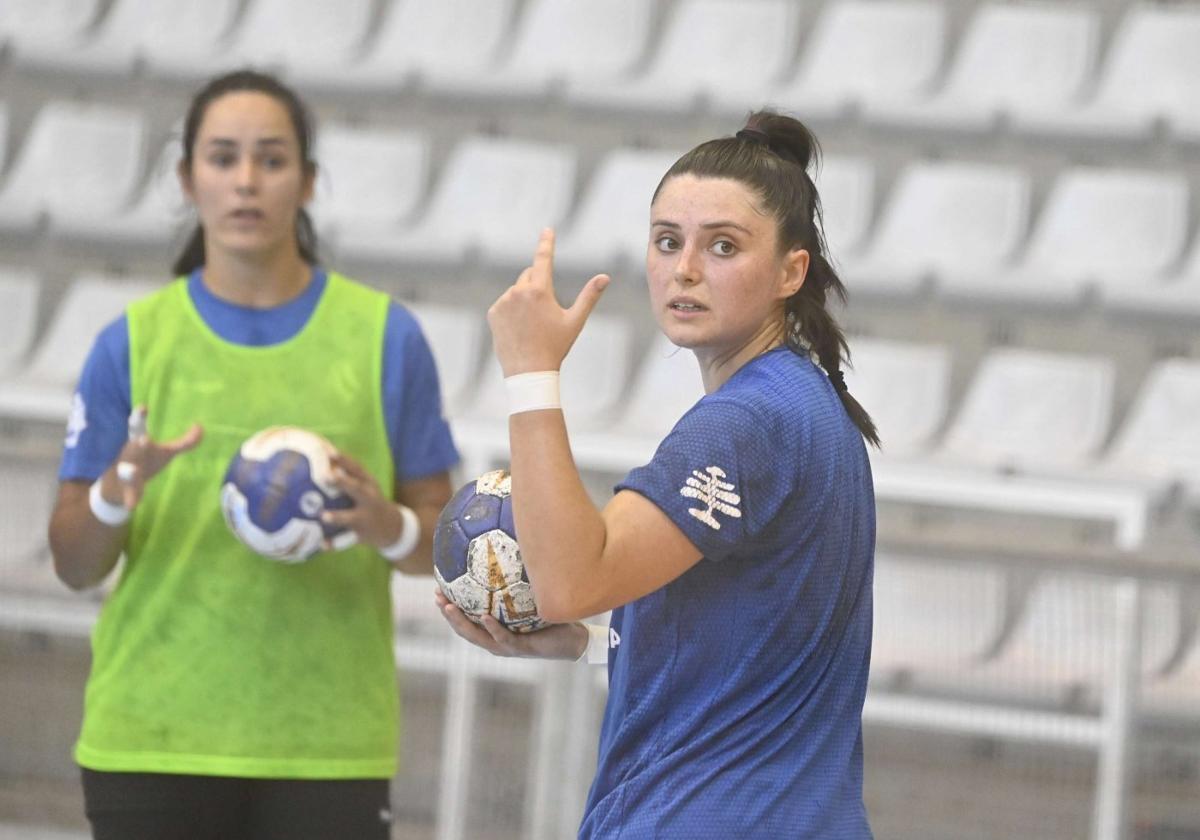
[
  {"x1": 49, "y1": 69, "x2": 458, "y2": 839},
  {"x1": 438, "y1": 111, "x2": 877, "y2": 838}
]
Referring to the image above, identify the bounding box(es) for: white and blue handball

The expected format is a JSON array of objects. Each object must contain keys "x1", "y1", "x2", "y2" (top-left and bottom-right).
[
  {"x1": 433, "y1": 470, "x2": 546, "y2": 633},
  {"x1": 220, "y1": 426, "x2": 356, "y2": 563}
]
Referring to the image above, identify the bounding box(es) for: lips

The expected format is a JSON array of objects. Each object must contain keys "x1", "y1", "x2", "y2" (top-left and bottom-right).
[
  {"x1": 230, "y1": 208, "x2": 264, "y2": 220},
  {"x1": 668, "y1": 297, "x2": 706, "y2": 312}
]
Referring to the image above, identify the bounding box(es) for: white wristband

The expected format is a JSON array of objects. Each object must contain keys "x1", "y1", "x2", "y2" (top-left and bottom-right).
[
  {"x1": 504, "y1": 371, "x2": 561, "y2": 415},
  {"x1": 579, "y1": 623, "x2": 611, "y2": 665},
  {"x1": 89, "y1": 479, "x2": 130, "y2": 527},
  {"x1": 379, "y1": 504, "x2": 420, "y2": 562}
]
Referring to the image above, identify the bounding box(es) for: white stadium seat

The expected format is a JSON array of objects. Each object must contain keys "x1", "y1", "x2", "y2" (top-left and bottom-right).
[
  {"x1": 0, "y1": 458, "x2": 59, "y2": 569},
  {"x1": 0, "y1": 0, "x2": 102, "y2": 59},
  {"x1": 0, "y1": 275, "x2": 158, "y2": 424},
  {"x1": 338, "y1": 136, "x2": 576, "y2": 268},
  {"x1": 1142, "y1": 591, "x2": 1200, "y2": 719},
  {"x1": 842, "y1": 339, "x2": 951, "y2": 459},
  {"x1": 314, "y1": 0, "x2": 517, "y2": 92},
  {"x1": 0, "y1": 268, "x2": 40, "y2": 377},
  {"x1": 1095, "y1": 358, "x2": 1200, "y2": 501},
  {"x1": 940, "y1": 348, "x2": 1113, "y2": 474},
  {"x1": 1103, "y1": 229, "x2": 1200, "y2": 317},
  {"x1": 1014, "y1": 4, "x2": 1200, "y2": 141},
  {"x1": 871, "y1": 554, "x2": 1010, "y2": 680},
  {"x1": 426, "y1": 0, "x2": 654, "y2": 100},
  {"x1": 941, "y1": 168, "x2": 1190, "y2": 306},
  {"x1": 936, "y1": 574, "x2": 1184, "y2": 705},
  {"x1": 310, "y1": 125, "x2": 429, "y2": 252},
  {"x1": 762, "y1": 0, "x2": 945, "y2": 121},
  {"x1": 866, "y1": 2, "x2": 1099, "y2": 133},
  {"x1": 815, "y1": 155, "x2": 877, "y2": 265},
  {"x1": 568, "y1": 0, "x2": 801, "y2": 113},
  {"x1": 839, "y1": 161, "x2": 1030, "y2": 296},
  {"x1": 152, "y1": 0, "x2": 376, "y2": 81},
  {"x1": 0, "y1": 102, "x2": 146, "y2": 234},
  {"x1": 404, "y1": 303, "x2": 486, "y2": 419},
  {"x1": 571, "y1": 334, "x2": 705, "y2": 472},
  {"x1": 52, "y1": 135, "x2": 187, "y2": 245},
  {"x1": 11, "y1": 0, "x2": 240, "y2": 76},
  {"x1": 555, "y1": 148, "x2": 682, "y2": 277}
]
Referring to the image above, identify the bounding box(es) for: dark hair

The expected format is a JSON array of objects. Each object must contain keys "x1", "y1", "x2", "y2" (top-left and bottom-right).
[
  {"x1": 652, "y1": 110, "x2": 879, "y2": 447},
  {"x1": 172, "y1": 69, "x2": 320, "y2": 277}
]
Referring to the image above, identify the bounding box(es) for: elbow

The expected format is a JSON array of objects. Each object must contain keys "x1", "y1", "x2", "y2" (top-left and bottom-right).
[{"x1": 534, "y1": 586, "x2": 595, "y2": 624}]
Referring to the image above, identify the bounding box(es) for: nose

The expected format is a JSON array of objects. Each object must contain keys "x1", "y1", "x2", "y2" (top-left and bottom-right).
[
  {"x1": 234, "y1": 157, "x2": 258, "y2": 194},
  {"x1": 674, "y1": 244, "x2": 701, "y2": 285}
]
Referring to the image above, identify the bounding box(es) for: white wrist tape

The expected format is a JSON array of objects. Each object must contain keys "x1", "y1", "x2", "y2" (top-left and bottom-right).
[
  {"x1": 89, "y1": 479, "x2": 130, "y2": 527},
  {"x1": 504, "y1": 371, "x2": 561, "y2": 415},
  {"x1": 581, "y1": 623, "x2": 611, "y2": 665},
  {"x1": 379, "y1": 504, "x2": 420, "y2": 562}
]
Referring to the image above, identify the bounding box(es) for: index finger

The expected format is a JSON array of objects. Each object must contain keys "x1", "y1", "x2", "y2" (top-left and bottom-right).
[{"x1": 530, "y1": 227, "x2": 556, "y2": 288}]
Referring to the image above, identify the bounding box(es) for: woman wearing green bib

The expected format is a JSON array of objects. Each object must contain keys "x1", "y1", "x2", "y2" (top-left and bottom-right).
[{"x1": 48, "y1": 70, "x2": 459, "y2": 840}]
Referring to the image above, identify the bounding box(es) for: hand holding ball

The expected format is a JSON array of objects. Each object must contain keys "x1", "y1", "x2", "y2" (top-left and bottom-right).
[
  {"x1": 433, "y1": 470, "x2": 545, "y2": 633},
  {"x1": 220, "y1": 426, "x2": 355, "y2": 563}
]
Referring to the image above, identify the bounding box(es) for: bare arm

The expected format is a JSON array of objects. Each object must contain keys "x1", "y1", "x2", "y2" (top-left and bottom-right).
[
  {"x1": 48, "y1": 410, "x2": 203, "y2": 591},
  {"x1": 509, "y1": 411, "x2": 701, "y2": 621},
  {"x1": 489, "y1": 229, "x2": 703, "y2": 623},
  {"x1": 48, "y1": 476, "x2": 128, "y2": 591}
]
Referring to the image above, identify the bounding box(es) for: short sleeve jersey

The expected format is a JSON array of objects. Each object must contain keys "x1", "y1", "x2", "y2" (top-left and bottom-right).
[
  {"x1": 580, "y1": 346, "x2": 875, "y2": 840},
  {"x1": 59, "y1": 268, "x2": 458, "y2": 483}
]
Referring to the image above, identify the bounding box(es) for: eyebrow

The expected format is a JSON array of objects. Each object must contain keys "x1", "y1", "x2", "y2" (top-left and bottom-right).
[
  {"x1": 651, "y1": 219, "x2": 755, "y2": 235},
  {"x1": 203, "y1": 137, "x2": 290, "y2": 148}
]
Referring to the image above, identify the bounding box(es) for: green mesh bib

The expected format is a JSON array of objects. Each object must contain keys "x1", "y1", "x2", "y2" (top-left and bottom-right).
[{"x1": 75, "y1": 273, "x2": 399, "y2": 778}]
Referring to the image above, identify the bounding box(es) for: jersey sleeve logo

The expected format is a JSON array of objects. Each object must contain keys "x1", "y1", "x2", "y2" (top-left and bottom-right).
[
  {"x1": 680, "y1": 466, "x2": 742, "y2": 530},
  {"x1": 65, "y1": 392, "x2": 88, "y2": 448}
]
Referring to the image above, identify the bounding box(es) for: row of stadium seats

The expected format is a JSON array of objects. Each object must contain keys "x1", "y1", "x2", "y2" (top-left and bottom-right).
[
  {"x1": 3, "y1": 0, "x2": 1199, "y2": 142},
  {"x1": 2, "y1": 101, "x2": 1200, "y2": 314},
  {"x1": 4, "y1": 271, "x2": 1197, "y2": 551},
  {"x1": 870, "y1": 557, "x2": 1199, "y2": 720}
]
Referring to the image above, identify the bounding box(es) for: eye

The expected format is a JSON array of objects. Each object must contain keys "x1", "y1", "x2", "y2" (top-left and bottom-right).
[
  {"x1": 208, "y1": 152, "x2": 236, "y2": 168},
  {"x1": 261, "y1": 154, "x2": 289, "y2": 170},
  {"x1": 654, "y1": 234, "x2": 680, "y2": 252},
  {"x1": 711, "y1": 239, "x2": 737, "y2": 256}
]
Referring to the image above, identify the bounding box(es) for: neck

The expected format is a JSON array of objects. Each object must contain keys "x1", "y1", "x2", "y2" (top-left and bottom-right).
[
  {"x1": 694, "y1": 318, "x2": 787, "y2": 394},
  {"x1": 201, "y1": 245, "x2": 312, "y2": 308}
]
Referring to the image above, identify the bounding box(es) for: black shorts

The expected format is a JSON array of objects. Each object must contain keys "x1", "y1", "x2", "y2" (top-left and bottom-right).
[{"x1": 81, "y1": 768, "x2": 392, "y2": 840}]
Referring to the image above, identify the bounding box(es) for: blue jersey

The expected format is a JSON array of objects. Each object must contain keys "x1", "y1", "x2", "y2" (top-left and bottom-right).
[
  {"x1": 582, "y1": 346, "x2": 875, "y2": 839},
  {"x1": 60, "y1": 268, "x2": 459, "y2": 483}
]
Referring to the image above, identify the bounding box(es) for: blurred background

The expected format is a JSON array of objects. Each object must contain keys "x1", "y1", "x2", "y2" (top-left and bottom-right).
[{"x1": 1, "y1": 0, "x2": 1198, "y2": 838}]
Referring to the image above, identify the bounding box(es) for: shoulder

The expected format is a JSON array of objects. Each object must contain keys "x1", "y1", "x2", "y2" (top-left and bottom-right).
[{"x1": 325, "y1": 271, "x2": 391, "y2": 308}]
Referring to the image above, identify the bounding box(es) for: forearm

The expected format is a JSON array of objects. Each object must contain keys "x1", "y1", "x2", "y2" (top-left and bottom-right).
[
  {"x1": 48, "y1": 478, "x2": 127, "y2": 591},
  {"x1": 509, "y1": 410, "x2": 608, "y2": 622}
]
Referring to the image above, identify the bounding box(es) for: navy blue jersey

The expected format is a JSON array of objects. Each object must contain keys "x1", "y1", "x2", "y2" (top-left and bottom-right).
[
  {"x1": 59, "y1": 268, "x2": 459, "y2": 484},
  {"x1": 582, "y1": 346, "x2": 875, "y2": 839}
]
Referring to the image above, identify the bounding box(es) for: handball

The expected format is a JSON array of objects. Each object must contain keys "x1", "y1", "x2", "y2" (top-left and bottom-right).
[
  {"x1": 433, "y1": 470, "x2": 546, "y2": 633},
  {"x1": 220, "y1": 426, "x2": 355, "y2": 563}
]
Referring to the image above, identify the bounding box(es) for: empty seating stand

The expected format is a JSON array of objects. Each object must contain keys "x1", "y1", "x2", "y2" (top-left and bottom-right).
[
  {"x1": 0, "y1": 274, "x2": 158, "y2": 424},
  {"x1": 0, "y1": 102, "x2": 146, "y2": 235},
  {"x1": 568, "y1": 0, "x2": 801, "y2": 114}
]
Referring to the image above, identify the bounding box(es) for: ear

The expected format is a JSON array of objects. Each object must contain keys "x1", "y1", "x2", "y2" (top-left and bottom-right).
[
  {"x1": 177, "y1": 159, "x2": 195, "y2": 202},
  {"x1": 778, "y1": 247, "x2": 809, "y2": 299}
]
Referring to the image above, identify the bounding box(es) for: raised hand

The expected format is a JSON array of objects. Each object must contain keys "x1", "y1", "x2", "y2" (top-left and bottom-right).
[
  {"x1": 487, "y1": 227, "x2": 610, "y2": 376},
  {"x1": 435, "y1": 589, "x2": 588, "y2": 660},
  {"x1": 109, "y1": 406, "x2": 204, "y2": 510}
]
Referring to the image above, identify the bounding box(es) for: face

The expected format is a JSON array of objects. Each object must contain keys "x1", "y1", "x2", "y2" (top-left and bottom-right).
[
  {"x1": 178, "y1": 91, "x2": 314, "y2": 262},
  {"x1": 647, "y1": 174, "x2": 808, "y2": 365}
]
